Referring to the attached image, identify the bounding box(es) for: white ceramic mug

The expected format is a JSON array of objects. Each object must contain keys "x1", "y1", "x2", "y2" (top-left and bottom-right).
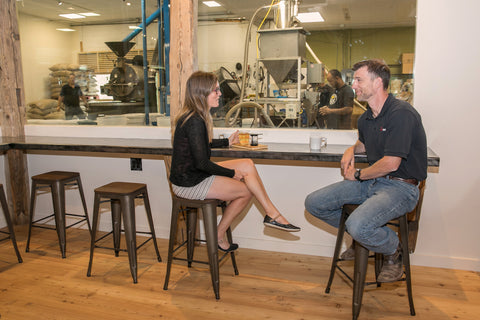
[{"x1": 310, "y1": 135, "x2": 321, "y2": 150}]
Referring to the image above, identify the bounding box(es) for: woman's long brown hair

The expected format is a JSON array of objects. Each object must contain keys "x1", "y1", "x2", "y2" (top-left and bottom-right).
[{"x1": 172, "y1": 71, "x2": 217, "y2": 142}]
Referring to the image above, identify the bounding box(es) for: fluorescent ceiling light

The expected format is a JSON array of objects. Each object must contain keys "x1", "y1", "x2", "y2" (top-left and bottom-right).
[
  {"x1": 203, "y1": 1, "x2": 221, "y2": 7},
  {"x1": 129, "y1": 26, "x2": 142, "y2": 30},
  {"x1": 297, "y1": 12, "x2": 324, "y2": 23},
  {"x1": 56, "y1": 28, "x2": 76, "y2": 32},
  {"x1": 59, "y1": 13, "x2": 85, "y2": 19},
  {"x1": 79, "y1": 12, "x2": 100, "y2": 17}
]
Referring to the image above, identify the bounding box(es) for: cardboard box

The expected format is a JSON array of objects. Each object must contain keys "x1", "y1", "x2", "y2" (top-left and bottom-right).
[{"x1": 402, "y1": 53, "x2": 414, "y2": 74}]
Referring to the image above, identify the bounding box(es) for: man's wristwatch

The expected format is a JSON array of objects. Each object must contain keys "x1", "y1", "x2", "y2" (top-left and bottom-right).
[{"x1": 354, "y1": 169, "x2": 363, "y2": 181}]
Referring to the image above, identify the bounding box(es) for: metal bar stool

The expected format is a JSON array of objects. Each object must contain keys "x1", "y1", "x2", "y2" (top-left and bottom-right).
[
  {"x1": 26, "y1": 171, "x2": 91, "y2": 258},
  {"x1": 87, "y1": 182, "x2": 161, "y2": 283},
  {"x1": 325, "y1": 180, "x2": 426, "y2": 320},
  {"x1": 162, "y1": 156, "x2": 238, "y2": 300},
  {"x1": 0, "y1": 184, "x2": 23, "y2": 263}
]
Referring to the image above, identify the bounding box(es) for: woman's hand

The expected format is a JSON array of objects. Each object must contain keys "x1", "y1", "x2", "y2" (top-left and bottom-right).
[
  {"x1": 233, "y1": 169, "x2": 245, "y2": 181},
  {"x1": 228, "y1": 130, "x2": 240, "y2": 146}
]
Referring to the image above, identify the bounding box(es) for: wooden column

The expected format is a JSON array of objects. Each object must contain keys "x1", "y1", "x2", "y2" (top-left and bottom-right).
[
  {"x1": 169, "y1": 0, "x2": 198, "y2": 122},
  {"x1": 0, "y1": 0, "x2": 30, "y2": 224}
]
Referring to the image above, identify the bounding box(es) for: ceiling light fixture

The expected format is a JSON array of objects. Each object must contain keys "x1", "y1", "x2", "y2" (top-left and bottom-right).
[
  {"x1": 79, "y1": 12, "x2": 100, "y2": 17},
  {"x1": 57, "y1": 1, "x2": 63, "y2": 5},
  {"x1": 59, "y1": 13, "x2": 85, "y2": 19},
  {"x1": 56, "y1": 28, "x2": 76, "y2": 32},
  {"x1": 296, "y1": 12, "x2": 324, "y2": 23},
  {"x1": 203, "y1": 1, "x2": 221, "y2": 8}
]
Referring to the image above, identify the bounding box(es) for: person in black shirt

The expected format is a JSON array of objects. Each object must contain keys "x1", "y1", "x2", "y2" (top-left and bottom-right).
[
  {"x1": 57, "y1": 74, "x2": 86, "y2": 120},
  {"x1": 319, "y1": 69, "x2": 354, "y2": 129},
  {"x1": 170, "y1": 71, "x2": 300, "y2": 252},
  {"x1": 305, "y1": 60, "x2": 427, "y2": 282}
]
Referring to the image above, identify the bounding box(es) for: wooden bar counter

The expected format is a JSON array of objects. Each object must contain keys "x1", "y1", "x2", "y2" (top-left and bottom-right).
[{"x1": 0, "y1": 135, "x2": 440, "y2": 167}]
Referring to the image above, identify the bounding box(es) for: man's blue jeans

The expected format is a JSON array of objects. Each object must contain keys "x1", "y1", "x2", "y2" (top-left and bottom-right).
[{"x1": 305, "y1": 177, "x2": 420, "y2": 255}]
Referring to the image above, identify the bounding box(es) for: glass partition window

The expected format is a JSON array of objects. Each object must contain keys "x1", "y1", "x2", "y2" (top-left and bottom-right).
[
  {"x1": 199, "y1": 0, "x2": 416, "y2": 130},
  {"x1": 17, "y1": 0, "x2": 167, "y2": 126},
  {"x1": 17, "y1": 0, "x2": 415, "y2": 129}
]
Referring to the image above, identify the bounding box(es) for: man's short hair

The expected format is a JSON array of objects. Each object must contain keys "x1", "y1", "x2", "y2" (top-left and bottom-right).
[
  {"x1": 352, "y1": 59, "x2": 390, "y2": 90},
  {"x1": 329, "y1": 69, "x2": 342, "y2": 79}
]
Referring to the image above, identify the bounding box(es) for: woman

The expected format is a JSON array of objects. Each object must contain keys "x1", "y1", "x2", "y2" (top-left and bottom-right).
[{"x1": 170, "y1": 71, "x2": 300, "y2": 253}]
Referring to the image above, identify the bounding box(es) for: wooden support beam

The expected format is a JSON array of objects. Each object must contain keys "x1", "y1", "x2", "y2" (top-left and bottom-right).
[
  {"x1": 0, "y1": 0, "x2": 30, "y2": 224},
  {"x1": 169, "y1": 0, "x2": 198, "y2": 122}
]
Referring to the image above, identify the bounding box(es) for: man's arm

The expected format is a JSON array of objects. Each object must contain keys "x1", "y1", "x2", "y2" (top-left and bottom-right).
[
  {"x1": 344, "y1": 155, "x2": 401, "y2": 181},
  {"x1": 57, "y1": 96, "x2": 63, "y2": 111},
  {"x1": 341, "y1": 140, "x2": 365, "y2": 174},
  {"x1": 319, "y1": 105, "x2": 353, "y2": 116}
]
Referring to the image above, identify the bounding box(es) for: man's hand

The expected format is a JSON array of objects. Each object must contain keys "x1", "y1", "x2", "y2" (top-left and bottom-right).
[
  {"x1": 343, "y1": 165, "x2": 356, "y2": 180},
  {"x1": 341, "y1": 146, "x2": 355, "y2": 176},
  {"x1": 319, "y1": 105, "x2": 331, "y2": 116}
]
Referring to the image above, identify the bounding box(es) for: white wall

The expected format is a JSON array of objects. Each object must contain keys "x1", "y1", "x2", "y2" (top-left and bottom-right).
[
  {"x1": 411, "y1": 0, "x2": 480, "y2": 270},
  {"x1": 8, "y1": 0, "x2": 480, "y2": 271},
  {"x1": 198, "y1": 21, "x2": 256, "y2": 75},
  {"x1": 18, "y1": 13, "x2": 77, "y2": 103}
]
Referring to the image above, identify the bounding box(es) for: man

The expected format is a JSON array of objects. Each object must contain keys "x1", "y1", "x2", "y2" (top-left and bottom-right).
[
  {"x1": 57, "y1": 74, "x2": 87, "y2": 120},
  {"x1": 305, "y1": 59, "x2": 427, "y2": 282},
  {"x1": 318, "y1": 69, "x2": 354, "y2": 129}
]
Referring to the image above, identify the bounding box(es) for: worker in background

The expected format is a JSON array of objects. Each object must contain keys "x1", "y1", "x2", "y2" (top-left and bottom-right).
[
  {"x1": 319, "y1": 69, "x2": 354, "y2": 129},
  {"x1": 57, "y1": 73, "x2": 87, "y2": 120}
]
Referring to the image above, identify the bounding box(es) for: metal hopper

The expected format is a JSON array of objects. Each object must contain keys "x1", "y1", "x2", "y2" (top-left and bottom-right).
[
  {"x1": 258, "y1": 28, "x2": 307, "y2": 89},
  {"x1": 105, "y1": 41, "x2": 136, "y2": 57}
]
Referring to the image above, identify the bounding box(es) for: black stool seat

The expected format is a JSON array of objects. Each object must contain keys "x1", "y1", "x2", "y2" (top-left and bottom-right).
[
  {"x1": 325, "y1": 180, "x2": 426, "y2": 320},
  {"x1": 26, "y1": 171, "x2": 90, "y2": 258},
  {"x1": 0, "y1": 184, "x2": 22, "y2": 263},
  {"x1": 87, "y1": 182, "x2": 161, "y2": 283}
]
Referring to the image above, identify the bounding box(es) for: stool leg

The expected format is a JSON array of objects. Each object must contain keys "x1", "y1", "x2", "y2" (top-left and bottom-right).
[
  {"x1": 226, "y1": 227, "x2": 239, "y2": 275},
  {"x1": 75, "y1": 177, "x2": 91, "y2": 235},
  {"x1": 25, "y1": 181, "x2": 38, "y2": 253},
  {"x1": 220, "y1": 202, "x2": 238, "y2": 275},
  {"x1": 111, "y1": 199, "x2": 122, "y2": 257},
  {"x1": 87, "y1": 193, "x2": 101, "y2": 277},
  {"x1": 142, "y1": 190, "x2": 161, "y2": 262},
  {"x1": 202, "y1": 203, "x2": 220, "y2": 299},
  {"x1": 0, "y1": 186, "x2": 22, "y2": 263},
  {"x1": 399, "y1": 215, "x2": 416, "y2": 316},
  {"x1": 122, "y1": 196, "x2": 138, "y2": 283},
  {"x1": 186, "y1": 208, "x2": 198, "y2": 267},
  {"x1": 374, "y1": 252, "x2": 383, "y2": 287},
  {"x1": 51, "y1": 181, "x2": 67, "y2": 258},
  {"x1": 326, "y1": 209, "x2": 348, "y2": 293},
  {"x1": 164, "y1": 200, "x2": 181, "y2": 290},
  {"x1": 353, "y1": 242, "x2": 369, "y2": 320}
]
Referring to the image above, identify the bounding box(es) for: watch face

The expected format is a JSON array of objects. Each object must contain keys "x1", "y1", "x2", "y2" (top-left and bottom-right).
[{"x1": 355, "y1": 170, "x2": 361, "y2": 180}]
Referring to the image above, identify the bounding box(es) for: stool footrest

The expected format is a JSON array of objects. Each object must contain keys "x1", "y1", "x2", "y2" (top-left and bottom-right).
[
  {"x1": 94, "y1": 231, "x2": 155, "y2": 252},
  {"x1": 31, "y1": 213, "x2": 88, "y2": 230}
]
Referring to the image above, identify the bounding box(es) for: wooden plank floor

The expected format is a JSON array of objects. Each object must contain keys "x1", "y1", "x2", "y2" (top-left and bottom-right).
[{"x1": 0, "y1": 226, "x2": 478, "y2": 320}]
